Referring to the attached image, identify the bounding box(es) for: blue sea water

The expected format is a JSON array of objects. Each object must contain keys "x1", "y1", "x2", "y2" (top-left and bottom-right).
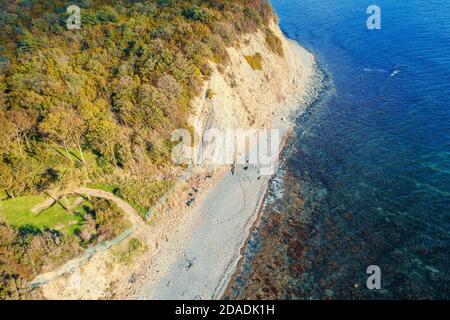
[{"x1": 226, "y1": 0, "x2": 450, "y2": 299}]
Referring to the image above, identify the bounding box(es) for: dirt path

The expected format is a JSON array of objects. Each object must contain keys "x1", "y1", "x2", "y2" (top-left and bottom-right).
[{"x1": 74, "y1": 187, "x2": 147, "y2": 230}]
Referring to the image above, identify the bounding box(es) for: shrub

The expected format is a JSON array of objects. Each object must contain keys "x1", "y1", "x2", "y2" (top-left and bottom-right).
[
  {"x1": 206, "y1": 89, "x2": 215, "y2": 99},
  {"x1": 244, "y1": 53, "x2": 263, "y2": 71},
  {"x1": 157, "y1": 0, "x2": 172, "y2": 8},
  {"x1": 265, "y1": 28, "x2": 284, "y2": 57},
  {"x1": 16, "y1": 31, "x2": 40, "y2": 54},
  {"x1": 83, "y1": 8, "x2": 118, "y2": 26},
  {"x1": 114, "y1": 237, "x2": 144, "y2": 265},
  {"x1": 92, "y1": 198, "x2": 129, "y2": 242},
  {"x1": 183, "y1": 6, "x2": 209, "y2": 22}
]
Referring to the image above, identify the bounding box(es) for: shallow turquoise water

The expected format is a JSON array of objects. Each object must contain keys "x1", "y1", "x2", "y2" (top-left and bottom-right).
[{"x1": 227, "y1": 0, "x2": 449, "y2": 299}]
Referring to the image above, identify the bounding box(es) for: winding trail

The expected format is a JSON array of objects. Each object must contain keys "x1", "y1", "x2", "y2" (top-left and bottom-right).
[{"x1": 74, "y1": 187, "x2": 147, "y2": 230}]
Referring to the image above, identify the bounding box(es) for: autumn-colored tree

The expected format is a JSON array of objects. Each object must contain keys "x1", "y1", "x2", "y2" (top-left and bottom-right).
[
  {"x1": 6, "y1": 109, "x2": 36, "y2": 155},
  {"x1": 38, "y1": 107, "x2": 86, "y2": 163}
]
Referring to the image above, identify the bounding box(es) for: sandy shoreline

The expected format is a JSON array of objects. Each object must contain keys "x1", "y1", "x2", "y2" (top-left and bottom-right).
[{"x1": 137, "y1": 39, "x2": 322, "y2": 300}]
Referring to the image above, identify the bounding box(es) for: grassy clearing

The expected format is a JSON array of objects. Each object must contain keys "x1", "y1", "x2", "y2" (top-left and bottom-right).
[
  {"x1": 244, "y1": 53, "x2": 263, "y2": 70},
  {"x1": 0, "y1": 194, "x2": 130, "y2": 236},
  {"x1": 0, "y1": 195, "x2": 89, "y2": 235}
]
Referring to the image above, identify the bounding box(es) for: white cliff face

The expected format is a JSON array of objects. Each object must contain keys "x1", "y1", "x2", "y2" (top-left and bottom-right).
[
  {"x1": 190, "y1": 20, "x2": 316, "y2": 136},
  {"x1": 185, "y1": 20, "x2": 318, "y2": 174}
]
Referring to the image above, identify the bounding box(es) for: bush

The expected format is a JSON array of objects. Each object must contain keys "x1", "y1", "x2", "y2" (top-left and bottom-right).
[
  {"x1": 157, "y1": 0, "x2": 172, "y2": 8},
  {"x1": 206, "y1": 89, "x2": 215, "y2": 99},
  {"x1": 114, "y1": 237, "x2": 144, "y2": 265},
  {"x1": 183, "y1": 6, "x2": 209, "y2": 22},
  {"x1": 83, "y1": 8, "x2": 118, "y2": 26},
  {"x1": 244, "y1": 53, "x2": 263, "y2": 71},
  {"x1": 16, "y1": 31, "x2": 40, "y2": 54},
  {"x1": 265, "y1": 28, "x2": 284, "y2": 57},
  {"x1": 91, "y1": 198, "x2": 130, "y2": 242}
]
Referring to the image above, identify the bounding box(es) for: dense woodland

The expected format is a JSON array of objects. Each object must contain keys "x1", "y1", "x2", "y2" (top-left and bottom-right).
[{"x1": 0, "y1": 0, "x2": 281, "y2": 298}]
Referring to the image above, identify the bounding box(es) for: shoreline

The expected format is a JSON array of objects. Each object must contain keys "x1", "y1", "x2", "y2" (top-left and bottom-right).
[
  {"x1": 214, "y1": 128, "x2": 296, "y2": 299},
  {"x1": 217, "y1": 70, "x2": 324, "y2": 299},
  {"x1": 137, "y1": 38, "x2": 323, "y2": 300}
]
